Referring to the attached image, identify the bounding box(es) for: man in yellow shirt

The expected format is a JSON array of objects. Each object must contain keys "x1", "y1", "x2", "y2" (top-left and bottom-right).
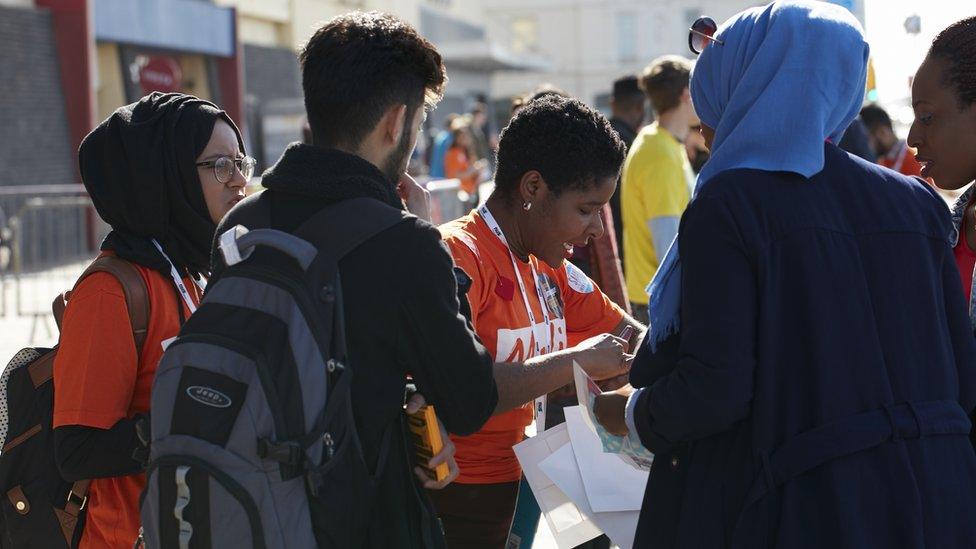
[{"x1": 621, "y1": 55, "x2": 698, "y2": 321}]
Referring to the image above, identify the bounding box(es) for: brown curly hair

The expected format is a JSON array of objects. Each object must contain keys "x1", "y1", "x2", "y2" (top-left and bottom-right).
[{"x1": 639, "y1": 55, "x2": 692, "y2": 115}]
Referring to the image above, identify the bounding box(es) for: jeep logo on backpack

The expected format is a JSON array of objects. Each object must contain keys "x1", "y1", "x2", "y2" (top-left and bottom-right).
[{"x1": 186, "y1": 386, "x2": 233, "y2": 408}]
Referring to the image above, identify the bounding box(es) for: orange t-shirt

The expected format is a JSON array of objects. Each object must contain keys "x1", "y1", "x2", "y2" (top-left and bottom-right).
[
  {"x1": 444, "y1": 147, "x2": 478, "y2": 194},
  {"x1": 53, "y1": 252, "x2": 201, "y2": 549},
  {"x1": 879, "y1": 141, "x2": 923, "y2": 177},
  {"x1": 440, "y1": 210, "x2": 625, "y2": 484}
]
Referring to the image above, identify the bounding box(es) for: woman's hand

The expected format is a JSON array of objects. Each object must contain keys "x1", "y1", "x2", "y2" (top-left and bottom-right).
[
  {"x1": 593, "y1": 385, "x2": 633, "y2": 437},
  {"x1": 597, "y1": 373, "x2": 631, "y2": 392},
  {"x1": 572, "y1": 334, "x2": 632, "y2": 381},
  {"x1": 397, "y1": 173, "x2": 431, "y2": 222}
]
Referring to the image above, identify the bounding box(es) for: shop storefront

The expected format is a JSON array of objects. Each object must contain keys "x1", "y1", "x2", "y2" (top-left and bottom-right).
[
  {"x1": 33, "y1": 0, "x2": 243, "y2": 173},
  {"x1": 92, "y1": 0, "x2": 243, "y2": 127}
]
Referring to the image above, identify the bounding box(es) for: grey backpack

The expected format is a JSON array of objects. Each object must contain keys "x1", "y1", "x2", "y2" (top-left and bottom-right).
[{"x1": 140, "y1": 195, "x2": 407, "y2": 548}]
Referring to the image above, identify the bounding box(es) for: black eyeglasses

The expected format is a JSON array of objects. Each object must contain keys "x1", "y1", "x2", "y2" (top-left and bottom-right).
[
  {"x1": 689, "y1": 16, "x2": 723, "y2": 55},
  {"x1": 196, "y1": 155, "x2": 256, "y2": 184}
]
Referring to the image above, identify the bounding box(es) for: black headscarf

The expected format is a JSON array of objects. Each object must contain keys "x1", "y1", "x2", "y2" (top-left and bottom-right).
[{"x1": 79, "y1": 92, "x2": 245, "y2": 278}]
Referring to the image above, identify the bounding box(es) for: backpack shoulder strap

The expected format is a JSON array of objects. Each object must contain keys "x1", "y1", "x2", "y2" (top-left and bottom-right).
[
  {"x1": 289, "y1": 198, "x2": 410, "y2": 373},
  {"x1": 294, "y1": 197, "x2": 411, "y2": 261},
  {"x1": 55, "y1": 256, "x2": 151, "y2": 354},
  {"x1": 83, "y1": 257, "x2": 151, "y2": 354},
  {"x1": 62, "y1": 479, "x2": 91, "y2": 526}
]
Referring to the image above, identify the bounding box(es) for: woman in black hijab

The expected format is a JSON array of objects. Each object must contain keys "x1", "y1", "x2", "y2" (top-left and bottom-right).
[
  {"x1": 52, "y1": 93, "x2": 251, "y2": 548},
  {"x1": 80, "y1": 92, "x2": 250, "y2": 277}
]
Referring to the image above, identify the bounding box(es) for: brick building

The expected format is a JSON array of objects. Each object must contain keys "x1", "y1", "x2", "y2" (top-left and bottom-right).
[
  {"x1": 0, "y1": 3, "x2": 77, "y2": 188},
  {"x1": 0, "y1": 0, "x2": 243, "y2": 190}
]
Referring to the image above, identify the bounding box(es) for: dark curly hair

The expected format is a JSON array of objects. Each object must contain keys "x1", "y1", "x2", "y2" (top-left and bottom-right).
[
  {"x1": 494, "y1": 96, "x2": 626, "y2": 198},
  {"x1": 300, "y1": 12, "x2": 447, "y2": 149},
  {"x1": 929, "y1": 16, "x2": 976, "y2": 108}
]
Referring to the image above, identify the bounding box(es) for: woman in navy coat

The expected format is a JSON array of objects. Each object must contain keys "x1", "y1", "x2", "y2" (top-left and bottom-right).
[{"x1": 595, "y1": 2, "x2": 976, "y2": 548}]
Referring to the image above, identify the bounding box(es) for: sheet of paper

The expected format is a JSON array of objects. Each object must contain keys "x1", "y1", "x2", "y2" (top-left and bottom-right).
[
  {"x1": 513, "y1": 424, "x2": 602, "y2": 548},
  {"x1": 563, "y1": 406, "x2": 648, "y2": 512},
  {"x1": 573, "y1": 362, "x2": 654, "y2": 470},
  {"x1": 539, "y1": 441, "x2": 641, "y2": 549}
]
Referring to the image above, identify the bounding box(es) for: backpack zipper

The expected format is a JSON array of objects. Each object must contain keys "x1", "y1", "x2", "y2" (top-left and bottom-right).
[
  {"x1": 146, "y1": 455, "x2": 267, "y2": 549},
  {"x1": 323, "y1": 432, "x2": 334, "y2": 460}
]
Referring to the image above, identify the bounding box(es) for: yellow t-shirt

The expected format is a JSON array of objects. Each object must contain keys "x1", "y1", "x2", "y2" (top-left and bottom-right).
[{"x1": 621, "y1": 122, "x2": 693, "y2": 301}]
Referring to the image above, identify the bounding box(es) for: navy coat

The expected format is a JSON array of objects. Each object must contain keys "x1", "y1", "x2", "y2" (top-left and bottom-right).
[{"x1": 629, "y1": 144, "x2": 976, "y2": 549}]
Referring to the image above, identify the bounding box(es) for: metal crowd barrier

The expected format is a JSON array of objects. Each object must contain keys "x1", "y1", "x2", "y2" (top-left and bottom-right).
[
  {"x1": 0, "y1": 180, "x2": 472, "y2": 354},
  {"x1": 425, "y1": 178, "x2": 470, "y2": 226},
  {"x1": 0, "y1": 185, "x2": 106, "y2": 349}
]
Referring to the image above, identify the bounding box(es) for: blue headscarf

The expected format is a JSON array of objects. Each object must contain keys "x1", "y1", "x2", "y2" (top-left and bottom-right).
[{"x1": 644, "y1": 0, "x2": 870, "y2": 350}]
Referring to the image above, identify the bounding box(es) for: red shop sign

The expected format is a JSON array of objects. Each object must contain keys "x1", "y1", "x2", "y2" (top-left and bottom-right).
[{"x1": 139, "y1": 56, "x2": 183, "y2": 94}]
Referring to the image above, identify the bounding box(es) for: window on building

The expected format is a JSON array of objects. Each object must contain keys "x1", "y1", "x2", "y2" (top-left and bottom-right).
[
  {"x1": 511, "y1": 16, "x2": 538, "y2": 54},
  {"x1": 616, "y1": 12, "x2": 638, "y2": 63}
]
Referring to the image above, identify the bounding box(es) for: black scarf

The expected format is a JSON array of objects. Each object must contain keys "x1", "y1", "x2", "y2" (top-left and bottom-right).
[
  {"x1": 79, "y1": 92, "x2": 244, "y2": 277},
  {"x1": 260, "y1": 143, "x2": 403, "y2": 209}
]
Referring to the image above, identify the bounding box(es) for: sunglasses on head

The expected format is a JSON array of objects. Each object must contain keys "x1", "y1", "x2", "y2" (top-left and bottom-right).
[{"x1": 689, "y1": 16, "x2": 723, "y2": 55}]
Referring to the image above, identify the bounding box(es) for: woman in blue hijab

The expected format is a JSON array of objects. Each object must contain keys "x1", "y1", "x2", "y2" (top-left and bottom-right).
[{"x1": 595, "y1": 2, "x2": 976, "y2": 547}]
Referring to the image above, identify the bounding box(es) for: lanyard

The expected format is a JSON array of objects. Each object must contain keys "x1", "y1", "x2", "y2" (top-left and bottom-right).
[
  {"x1": 479, "y1": 205, "x2": 553, "y2": 428},
  {"x1": 478, "y1": 205, "x2": 553, "y2": 356},
  {"x1": 152, "y1": 239, "x2": 204, "y2": 314}
]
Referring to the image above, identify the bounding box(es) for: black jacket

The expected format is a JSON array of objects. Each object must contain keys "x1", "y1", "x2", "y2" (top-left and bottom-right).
[
  {"x1": 629, "y1": 146, "x2": 976, "y2": 548},
  {"x1": 212, "y1": 144, "x2": 498, "y2": 548},
  {"x1": 609, "y1": 117, "x2": 638, "y2": 264}
]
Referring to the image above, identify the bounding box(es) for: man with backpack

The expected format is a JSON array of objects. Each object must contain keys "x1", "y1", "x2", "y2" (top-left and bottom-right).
[{"x1": 138, "y1": 14, "x2": 498, "y2": 549}]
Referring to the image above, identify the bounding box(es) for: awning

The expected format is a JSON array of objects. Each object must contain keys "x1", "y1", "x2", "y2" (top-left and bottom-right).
[
  {"x1": 437, "y1": 40, "x2": 550, "y2": 73},
  {"x1": 94, "y1": 0, "x2": 236, "y2": 57}
]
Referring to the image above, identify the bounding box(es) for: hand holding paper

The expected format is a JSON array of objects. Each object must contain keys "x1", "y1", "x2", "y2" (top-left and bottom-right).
[
  {"x1": 573, "y1": 362, "x2": 653, "y2": 471},
  {"x1": 593, "y1": 388, "x2": 631, "y2": 436},
  {"x1": 572, "y1": 333, "x2": 632, "y2": 381}
]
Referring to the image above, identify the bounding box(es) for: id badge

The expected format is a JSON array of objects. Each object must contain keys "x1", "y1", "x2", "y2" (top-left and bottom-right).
[
  {"x1": 530, "y1": 323, "x2": 551, "y2": 430},
  {"x1": 534, "y1": 395, "x2": 546, "y2": 431}
]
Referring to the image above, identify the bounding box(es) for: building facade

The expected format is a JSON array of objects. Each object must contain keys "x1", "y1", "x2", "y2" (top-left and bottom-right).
[
  {"x1": 217, "y1": 0, "x2": 538, "y2": 167},
  {"x1": 484, "y1": 0, "x2": 763, "y2": 112},
  {"x1": 1, "y1": 0, "x2": 243, "y2": 189},
  {"x1": 483, "y1": 0, "x2": 865, "y2": 113},
  {"x1": 0, "y1": 2, "x2": 76, "y2": 188}
]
